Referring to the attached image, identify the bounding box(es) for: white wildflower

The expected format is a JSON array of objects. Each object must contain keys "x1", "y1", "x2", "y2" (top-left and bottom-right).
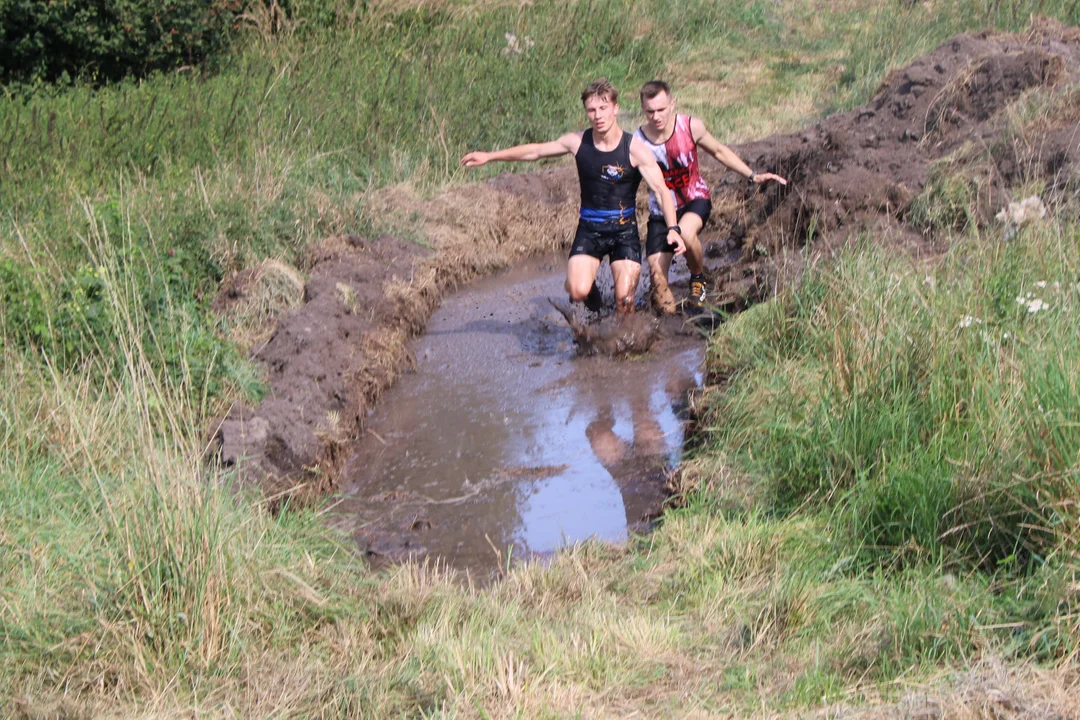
[
  {"x1": 1036, "y1": 280, "x2": 1047, "y2": 288},
  {"x1": 502, "y1": 32, "x2": 534, "y2": 56},
  {"x1": 958, "y1": 315, "x2": 982, "y2": 329},
  {"x1": 1026, "y1": 298, "x2": 1048, "y2": 314},
  {"x1": 997, "y1": 195, "x2": 1047, "y2": 228}
]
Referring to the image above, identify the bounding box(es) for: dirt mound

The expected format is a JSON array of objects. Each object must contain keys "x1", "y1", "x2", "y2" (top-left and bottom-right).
[
  {"x1": 216, "y1": 234, "x2": 435, "y2": 502},
  {"x1": 701, "y1": 17, "x2": 1080, "y2": 294}
]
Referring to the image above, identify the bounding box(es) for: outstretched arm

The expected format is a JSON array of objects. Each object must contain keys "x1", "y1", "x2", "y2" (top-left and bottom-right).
[
  {"x1": 630, "y1": 137, "x2": 686, "y2": 255},
  {"x1": 690, "y1": 117, "x2": 787, "y2": 186},
  {"x1": 460, "y1": 132, "x2": 582, "y2": 167}
]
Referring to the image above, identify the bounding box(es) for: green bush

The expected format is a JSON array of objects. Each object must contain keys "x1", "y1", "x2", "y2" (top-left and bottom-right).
[{"x1": 0, "y1": 0, "x2": 244, "y2": 86}]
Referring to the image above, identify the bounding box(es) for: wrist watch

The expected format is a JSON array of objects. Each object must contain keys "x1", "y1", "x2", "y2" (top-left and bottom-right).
[
  {"x1": 668, "y1": 225, "x2": 682, "y2": 235},
  {"x1": 747, "y1": 171, "x2": 757, "y2": 184}
]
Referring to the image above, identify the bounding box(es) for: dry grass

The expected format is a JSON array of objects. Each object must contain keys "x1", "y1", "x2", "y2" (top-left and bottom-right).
[
  {"x1": 364, "y1": 173, "x2": 577, "y2": 289},
  {"x1": 833, "y1": 658, "x2": 1080, "y2": 719},
  {"x1": 216, "y1": 258, "x2": 306, "y2": 353}
]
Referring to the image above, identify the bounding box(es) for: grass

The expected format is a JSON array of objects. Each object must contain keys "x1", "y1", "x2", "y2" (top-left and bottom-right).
[
  {"x1": 702, "y1": 210, "x2": 1080, "y2": 568},
  {"x1": 4, "y1": 0, "x2": 1080, "y2": 716}
]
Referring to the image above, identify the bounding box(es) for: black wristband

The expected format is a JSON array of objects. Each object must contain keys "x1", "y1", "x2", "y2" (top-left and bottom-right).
[
  {"x1": 668, "y1": 225, "x2": 682, "y2": 235},
  {"x1": 747, "y1": 171, "x2": 757, "y2": 184}
]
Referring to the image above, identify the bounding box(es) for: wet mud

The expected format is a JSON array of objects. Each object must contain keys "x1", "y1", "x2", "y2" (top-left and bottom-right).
[{"x1": 331, "y1": 254, "x2": 708, "y2": 576}]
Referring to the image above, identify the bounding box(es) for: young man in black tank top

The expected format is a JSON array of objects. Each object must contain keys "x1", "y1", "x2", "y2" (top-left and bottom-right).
[{"x1": 460, "y1": 79, "x2": 685, "y2": 315}]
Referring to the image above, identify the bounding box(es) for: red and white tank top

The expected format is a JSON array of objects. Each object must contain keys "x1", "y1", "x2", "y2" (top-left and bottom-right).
[{"x1": 633, "y1": 114, "x2": 711, "y2": 216}]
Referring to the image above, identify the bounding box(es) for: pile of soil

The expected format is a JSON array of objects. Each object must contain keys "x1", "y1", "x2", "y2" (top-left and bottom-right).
[
  {"x1": 214, "y1": 18, "x2": 1080, "y2": 501},
  {"x1": 705, "y1": 17, "x2": 1080, "y2": 295}
]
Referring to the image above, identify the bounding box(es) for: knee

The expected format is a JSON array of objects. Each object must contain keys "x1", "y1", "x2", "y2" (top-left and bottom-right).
[
  {"x1": 567, "y1": 283, "x2": 592, "y2": 302},
  {"x1": 681, "y1": 230, "x2": 703, "y2": 251}
]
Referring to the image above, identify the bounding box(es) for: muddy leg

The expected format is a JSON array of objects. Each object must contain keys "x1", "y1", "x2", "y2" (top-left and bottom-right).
[
  {"x1": 678, "y1": 212, "x2": 706, "y2": 276},
  {"x1": 646, "y1": 252, "x2": 676, "y2": 314},
  {"x1": 565, "y1": 255, "x2": 602, "y2": 303},
  {"x1": 610, "y1": 259, "x2": 641, "y2": 315}
]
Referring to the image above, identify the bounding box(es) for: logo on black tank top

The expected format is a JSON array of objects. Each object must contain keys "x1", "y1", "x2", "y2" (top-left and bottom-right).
[{"x1": 601, "y1": 163, "x2": 626, "y2": 180}]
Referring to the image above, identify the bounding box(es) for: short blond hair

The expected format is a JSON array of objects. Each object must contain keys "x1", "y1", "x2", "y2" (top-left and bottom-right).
[{"x1": 581, "y1": 78, "x2": 618, "y2": 106}]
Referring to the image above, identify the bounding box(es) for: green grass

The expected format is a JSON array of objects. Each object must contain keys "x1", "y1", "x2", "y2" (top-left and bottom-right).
[
  {"x1": 703, "y1": 212, "x2": 1080, "y2": 570},
  {"x1": 4, "y1": 0, "x2": 1080, "y2": 716}
]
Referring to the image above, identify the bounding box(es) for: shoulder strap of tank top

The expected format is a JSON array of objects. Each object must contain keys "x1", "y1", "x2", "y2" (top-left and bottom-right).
[{"x1": 684, "y1": 114, "x2": 698, "y2": 144}]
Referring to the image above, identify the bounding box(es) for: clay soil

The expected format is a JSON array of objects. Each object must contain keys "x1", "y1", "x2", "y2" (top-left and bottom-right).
[{"x1": 214, "y1": 18, "x2": 1080, "y2": 504}]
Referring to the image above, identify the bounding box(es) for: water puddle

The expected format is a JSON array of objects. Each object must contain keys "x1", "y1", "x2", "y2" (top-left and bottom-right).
[{"x1": 332, "y1": 253, "x2": 705, "y2": 577}]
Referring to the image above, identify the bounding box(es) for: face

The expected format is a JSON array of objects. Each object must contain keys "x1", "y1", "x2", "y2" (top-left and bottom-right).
[
  {"x1": 641, "y1": 91, "x2": 674, "y2": 132},
  {"x1": 584, "y1": 94, "x2": 619, "y2": 133}
]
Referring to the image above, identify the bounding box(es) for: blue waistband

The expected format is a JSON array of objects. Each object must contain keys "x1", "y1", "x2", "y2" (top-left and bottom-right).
[{"x1": 579, "y1": 207, "x2": 635, "y2": 223}]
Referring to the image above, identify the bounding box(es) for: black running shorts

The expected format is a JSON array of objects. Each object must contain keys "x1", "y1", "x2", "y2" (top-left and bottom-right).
[
  {"x1": 645, "y1": 198, "x2": 712, "y2": 256},
  {"x1": 569, "y1": 219, "x2": 642, "y2": 263}
]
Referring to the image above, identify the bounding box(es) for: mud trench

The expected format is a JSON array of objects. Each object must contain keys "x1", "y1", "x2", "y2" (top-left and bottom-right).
[
  {"x1": 330, "y1": 252, "x2": 723, "y2": 579},
  {"x1": 218, "y1": 17, "x2": 1080, "y2": 579}
]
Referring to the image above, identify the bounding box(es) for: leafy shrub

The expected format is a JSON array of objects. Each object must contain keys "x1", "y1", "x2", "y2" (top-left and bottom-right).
[{"x1": 0, "y1": 0, "x2": 245, "y2": 86}]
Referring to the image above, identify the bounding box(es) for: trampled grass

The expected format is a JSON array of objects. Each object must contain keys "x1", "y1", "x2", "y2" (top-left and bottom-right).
[{"x1": 4, "y1": 0, "x2": 1080, "y2": 717}]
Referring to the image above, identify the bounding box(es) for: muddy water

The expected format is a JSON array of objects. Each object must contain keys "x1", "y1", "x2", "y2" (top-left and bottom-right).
[{"x1": 333, "y1": 253, "x2": 705, "y2": 577}]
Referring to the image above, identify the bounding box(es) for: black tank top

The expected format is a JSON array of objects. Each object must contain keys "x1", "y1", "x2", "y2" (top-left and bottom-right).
[{"x1": 575, "y1": 129, "x2": 641, "y2": 223}]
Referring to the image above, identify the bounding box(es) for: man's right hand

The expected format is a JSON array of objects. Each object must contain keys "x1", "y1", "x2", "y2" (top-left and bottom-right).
[
  {"x1": 668, "y1": 229, "x2": 687, "y2": 256},
  {"x1": 460, "y1": 151, "x2": 490, "y2": 167}
]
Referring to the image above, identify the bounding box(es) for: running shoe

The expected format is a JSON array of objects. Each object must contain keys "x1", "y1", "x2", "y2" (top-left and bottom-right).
[{"x1": 685, "y1": 275, "x2": 709, "y2": 314}]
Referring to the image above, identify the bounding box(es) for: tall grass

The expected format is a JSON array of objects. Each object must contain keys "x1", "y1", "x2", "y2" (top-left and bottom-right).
[
  {"x1": 0, "y1": 205, "x2": 372, "y2": 712},
  {"x1": 703, "y1": 210, "x2": 1080, "y2": 572}
]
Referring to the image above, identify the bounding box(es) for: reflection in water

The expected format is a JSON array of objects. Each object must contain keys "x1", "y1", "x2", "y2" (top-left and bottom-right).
[{"x1": 332, "y1": 254, "x2": 704, "y2": 576}]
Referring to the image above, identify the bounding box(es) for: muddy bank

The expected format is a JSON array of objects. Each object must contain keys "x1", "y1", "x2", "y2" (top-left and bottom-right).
[
  {"x1": 708, "y1": 16, "x2": 1080, "y2": 290},
  {"x1": 214, "y1": 18, "x2": 1080, "y2": 505},
  {"x1": 214, "y1": 176, "x2": 577, "y2": 503}
]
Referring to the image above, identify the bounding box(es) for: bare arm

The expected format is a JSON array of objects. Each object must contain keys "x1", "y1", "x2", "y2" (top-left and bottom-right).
[
  {"x1": 460, "y1": 132, "x2": 581, "y2": 167},
  {"x1": 690, "y1": 117, "x2": 787, "y2": 185},
  {"x1": 630, "y1": 137, "x2": 686, "y2": 255}
]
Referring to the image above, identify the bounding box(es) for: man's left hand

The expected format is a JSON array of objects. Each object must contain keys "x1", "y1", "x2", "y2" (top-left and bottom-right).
[{"x1": 753, "y1": 172, "x2": 788, "y2": 185}]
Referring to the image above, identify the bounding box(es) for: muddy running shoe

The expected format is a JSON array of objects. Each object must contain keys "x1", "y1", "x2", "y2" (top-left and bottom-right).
[
  {"x1": 583, "y1": 283, "x2": 603, "y2": 313},
  {"x1": 685, "y1": 275, "x2": 709, "y2": 314}
]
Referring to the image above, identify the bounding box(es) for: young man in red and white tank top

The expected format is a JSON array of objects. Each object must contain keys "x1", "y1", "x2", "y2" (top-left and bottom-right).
[{"x1": 634, "y1": 80, "x2": 787, "y2": 313}]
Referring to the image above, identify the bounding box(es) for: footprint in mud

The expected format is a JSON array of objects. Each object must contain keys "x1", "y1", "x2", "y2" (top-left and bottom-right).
[{"x1": 548, "y1": 300, "x2": 661, "y2": 356}]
